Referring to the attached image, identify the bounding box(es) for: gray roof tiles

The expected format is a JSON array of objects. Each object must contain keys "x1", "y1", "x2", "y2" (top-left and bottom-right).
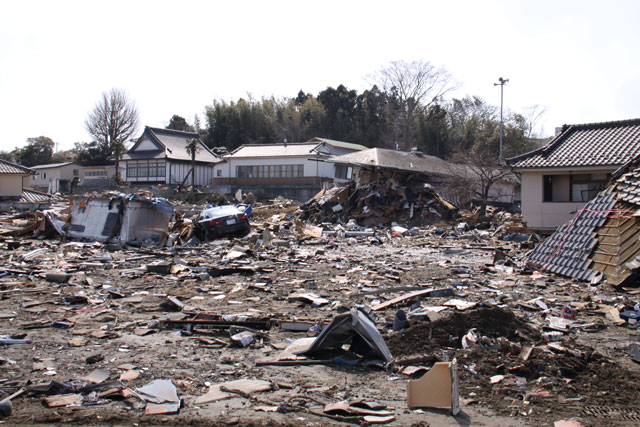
[
  {"x1": 526, "y1": 188, "x2": 616, "y2": 281},
  {"x1": 123, "y1": 127, "x2": 221, "y2": 163},
  {"x1": 508, "y1": 118, "x2": 640, "y2": 169},
  {"x1": 0, "y1": 159, "x2": 35, "y2": 175}
]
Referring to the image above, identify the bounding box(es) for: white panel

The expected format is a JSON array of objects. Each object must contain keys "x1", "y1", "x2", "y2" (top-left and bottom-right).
[{"x1": 135, "y1": 137, "x2": 159, "y2": 151}]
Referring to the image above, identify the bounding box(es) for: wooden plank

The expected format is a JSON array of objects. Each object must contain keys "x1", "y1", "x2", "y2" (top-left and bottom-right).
[{"x1": 371, "y1": 288, "x2": 436, "y2": 311}]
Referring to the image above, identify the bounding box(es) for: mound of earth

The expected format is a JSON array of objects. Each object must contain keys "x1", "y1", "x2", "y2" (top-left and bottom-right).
[{"x1": 387, "y1": 306, "x2": 540, "y2": 358}]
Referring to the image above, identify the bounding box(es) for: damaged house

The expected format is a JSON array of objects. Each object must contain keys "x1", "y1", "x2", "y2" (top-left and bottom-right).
[
  {"x1": 298, "y1": 148, "x2": 460, "y2": 225},
  {"x1": 507, "y1": 118, "x2": 640, "y2": 231},
  {"x1": 526, "y1": 160, "x2": 640, "y2": 286}
]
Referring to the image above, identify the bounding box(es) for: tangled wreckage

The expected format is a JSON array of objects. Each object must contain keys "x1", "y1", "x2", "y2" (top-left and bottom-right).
[{"x1": 0, "y1": 173, "x2": 639, "y2": 426}]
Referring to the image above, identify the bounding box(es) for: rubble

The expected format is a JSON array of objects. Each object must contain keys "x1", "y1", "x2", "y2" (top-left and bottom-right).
[{"x1": 0, "y1": 192, "x2": 639, "y2": 426}]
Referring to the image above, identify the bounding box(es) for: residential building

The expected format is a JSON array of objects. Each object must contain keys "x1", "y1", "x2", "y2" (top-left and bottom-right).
[
  {"x1": 29, "y1": 162, "x2": 116, "y2": 193},
  {"x1": 119, "y1": 126, "x2": 221, "y2": 186},
  {"x1": 507, "y1": 118, "x2": 640, "y2": 230},
  {"x1": 0, "y1": 158, "x2": 52, "y2": 208},
  {"x1": 0, "y1": 158, "x2": 35, "y2": 198},
  {"x1": 30, "y1": 162, "x2": 81, "y2": 193},
  {"x1": 213, "y1": 138, "x2": 367, "y2": 200}
]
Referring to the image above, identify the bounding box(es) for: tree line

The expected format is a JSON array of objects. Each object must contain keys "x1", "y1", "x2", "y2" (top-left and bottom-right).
[{"x1": 1, "y1": 60, "x2": 546, "y2": 173}]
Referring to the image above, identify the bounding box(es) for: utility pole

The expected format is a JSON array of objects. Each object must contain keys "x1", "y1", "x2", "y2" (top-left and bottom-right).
[{"x1": 494, "y1": 77, "x2": 509, "y2": 165}]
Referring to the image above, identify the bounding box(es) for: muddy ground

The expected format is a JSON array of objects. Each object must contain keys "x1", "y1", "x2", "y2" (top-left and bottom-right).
[{"x1": 0, "y1": 209, "x2": 639, "y2": 426}]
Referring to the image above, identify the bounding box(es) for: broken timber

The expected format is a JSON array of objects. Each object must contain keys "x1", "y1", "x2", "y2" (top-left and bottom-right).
[{"x1": 371, "y1": 288, "x2": 454, "y2": 311}]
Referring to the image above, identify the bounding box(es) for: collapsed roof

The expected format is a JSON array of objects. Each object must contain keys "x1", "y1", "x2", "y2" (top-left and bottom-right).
[{"x1": 527, "y1": 164, "x2": 640, "y2": 286}]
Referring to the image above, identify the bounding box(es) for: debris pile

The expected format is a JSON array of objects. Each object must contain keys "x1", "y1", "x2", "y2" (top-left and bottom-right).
[
  {"x1": 298, "y1": 171, "x2": 457, "y2": 226},
  {"x1": 0, "y1": 189, "x2": 639, "y2": 425}
]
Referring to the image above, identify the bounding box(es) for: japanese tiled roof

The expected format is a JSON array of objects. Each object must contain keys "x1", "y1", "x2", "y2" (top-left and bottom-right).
[
  {"x1": 0, "y1": 159, "x2": 35, "y2": 175},
  {"x1": 122, "y1": 127, "x2": 221, "y2": 163},
  {"x1": 616, "y1": 168, "x2": 640, "y2": 204},
  {"x1": 526, "y1": 187, "x2": 616, "y2": 281},
  {"x1": 507, "y1": 118, "x2": 640, "y2": 169}
]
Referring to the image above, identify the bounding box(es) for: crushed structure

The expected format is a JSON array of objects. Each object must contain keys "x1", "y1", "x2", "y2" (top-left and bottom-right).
[{"x1": 527, "y1": 162, "x2": 640, "y2": 286}]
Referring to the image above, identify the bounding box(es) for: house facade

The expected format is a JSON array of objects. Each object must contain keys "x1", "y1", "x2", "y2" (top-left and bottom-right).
[
  {"x1": 213, "y1": 138, "x2": 367, "y2": 200},
  {"x1": 0, "y1": 159, "x2": 35, "y2": 197},
  {"x1": 30, "y1": 162, "x2": 81, "y2": 193},
  {"x1": 29, "y1": 162, "x2": 116, "y2": 193},
  {"x1": 507, "y1": 118, "x2": 640, "y2": 230},
  {"x1": 119, "y1": 127, "x2": 221, "y2": 187}
]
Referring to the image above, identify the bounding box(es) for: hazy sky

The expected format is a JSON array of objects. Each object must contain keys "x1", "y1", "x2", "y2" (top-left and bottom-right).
[{"x1": 2, "y1": 0, "x2": 639, "y2": 152}]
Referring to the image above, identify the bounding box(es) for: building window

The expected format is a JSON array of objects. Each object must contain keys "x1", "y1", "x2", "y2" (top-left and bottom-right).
[
  {"x1": 216, "y1": 169, "x2": 222, "y2": 177},
  {"x1": 73, "y1": 169, "x2": 79, "y2": 176},
  {"x1": 335, "y1": 164, "x2": 353, "y2": 180},
  {"x1": 570, "y1": 174, "x2": 607, "y2": 201},
  {"x1": 236, "y1": 164, "x2": 304, "y2": 179},
  {"x1": 543, "y1": 173, "x2": 607, "y2": 202},
  {"x1": 41, "y1": 172, "x2": 46, "y2": 179},
  {"x1": 126, "y1": 160, "x2": 165, "y2": 178}
]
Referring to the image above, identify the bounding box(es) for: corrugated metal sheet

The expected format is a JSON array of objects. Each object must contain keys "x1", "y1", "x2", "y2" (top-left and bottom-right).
[
  {"x1": 20, "y1": 189, "x2": 53, "y2": 203},
  {"x1": 227, "y1": 143, "x2": 319, "y2": 158},
  {"x1": 31, "y1": 162, "x2": 75, "y2": 169},
  {"x1": 306, "y1": 137, "x2": 368, "y2": 152},
  {"x1": 508, "y1": 118, "x2": 640, "y2": 169}
]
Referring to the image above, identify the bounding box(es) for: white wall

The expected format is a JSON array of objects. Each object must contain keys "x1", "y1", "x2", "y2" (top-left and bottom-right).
[
  {"x1": 31, "y1": 164, "x2": 79, "y2": 187},
  {"x1": 521, "y1": 171, "x2": 587, "y2": 229},
  {"x1": 0, "y1": 175, "x2": 24, "y2": 196},
  {"x1": 222, "y1": 157, "x2": 327, "y2": 178},
  {"x1": 135, "y1": 137, "x2": 158, "y2": 150}
]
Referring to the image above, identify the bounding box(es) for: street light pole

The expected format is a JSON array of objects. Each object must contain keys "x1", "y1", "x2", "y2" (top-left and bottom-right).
[{"x1": 494, "y1": 77, "x2": 509, "y2": 165}]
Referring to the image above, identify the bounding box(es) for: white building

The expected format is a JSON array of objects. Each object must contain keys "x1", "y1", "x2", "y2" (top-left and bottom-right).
[
  {"x1": 508, "y1": 118, "x2": 640, "y2": 230},
  {"x1": 120, "y1": 126, "x2": 221, "y2": 186},
  {"x1": 213, "y1": 138, "x2": 367, "y2": 200}
]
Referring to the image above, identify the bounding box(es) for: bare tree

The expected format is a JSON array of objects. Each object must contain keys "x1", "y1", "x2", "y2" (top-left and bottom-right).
[
  {"x1": 85, "y1": 89, "x2": 139, "y2": 183},
  {"x1": 523, "y1": 104, "x2": 548, "y2": 138},
  {"x1": 369, "y1": 60, "x2": 457, "y2": 150}
]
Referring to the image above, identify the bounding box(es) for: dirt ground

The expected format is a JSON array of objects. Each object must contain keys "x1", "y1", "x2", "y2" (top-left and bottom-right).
[{"x1": 1, "y1": 205, "x2": 639, "y2": 426}]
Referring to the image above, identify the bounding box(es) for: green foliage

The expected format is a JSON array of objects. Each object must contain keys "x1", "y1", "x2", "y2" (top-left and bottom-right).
[
  {"x1": 0, "y1": 151, "x2": 15, "y2": 162},
  {"x1": 200, "y1": 84, "x2": 541, "y2": 165},
  {"x1": 51, "y1": 149, "x2": 77, "y2": 163},
  {"x1": 167, "y1": 115, "x2": 194, "y2": 132},
  {"x1": 13, "y1": 136, "x2": 55, "y2": 166},
  {"x1": 74, "y1": 141, "x2": 111, "y2": 166}
]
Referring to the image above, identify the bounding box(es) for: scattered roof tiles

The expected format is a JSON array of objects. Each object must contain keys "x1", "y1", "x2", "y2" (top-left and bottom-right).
[
  {"x1": 526, "y1": 187, "x2": 615, "y2": 281},
  {"x1": 507, "y1": 118, "x2": 640, "y2": 169},
  {"x1": 0, "y1": 159, "x2": 35, "y2": 175}
]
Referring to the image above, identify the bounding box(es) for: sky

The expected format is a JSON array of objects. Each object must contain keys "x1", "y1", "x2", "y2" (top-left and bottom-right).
[{"x1": 2, "y1": 0, "x2": 639, "y2": 152}]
